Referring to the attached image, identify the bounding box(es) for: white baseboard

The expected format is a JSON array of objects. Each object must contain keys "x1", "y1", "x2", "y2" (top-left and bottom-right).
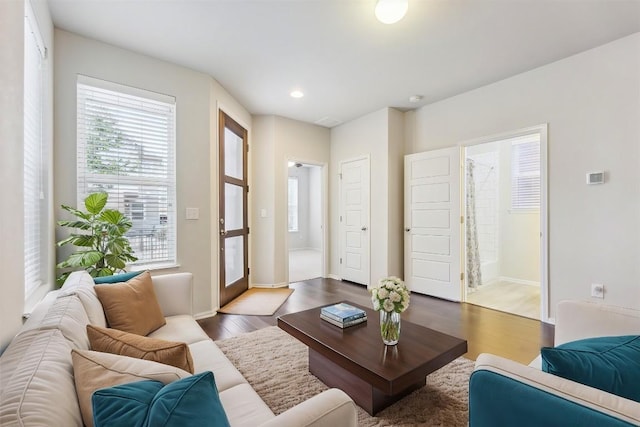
[
  {"x1": 289, "y1": 247, "x2": 322, "y2": 252},
  {"x1": 499, "y1": 276, "x2": 540, "y2": 287},
  {"x1": 194, "y1": 310, "x2": 216, "y2": 320},
  {"x1": 327, "y1": 274, "x2": 342, "y2": 281},
  {"x1": 251, "y1": 282, "x2": 289, "y2": 289}
]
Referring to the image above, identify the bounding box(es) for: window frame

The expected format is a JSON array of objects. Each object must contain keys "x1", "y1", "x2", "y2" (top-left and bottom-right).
[
  {"x1": 24, "y1": 1, "x2": 51, "y2": 303},
  {"x1": 76, "y1": 75, "x2": 177, "y2": 269},
  {"x1": 510, "y1": 135, "x2": 541, "y2": 212}
]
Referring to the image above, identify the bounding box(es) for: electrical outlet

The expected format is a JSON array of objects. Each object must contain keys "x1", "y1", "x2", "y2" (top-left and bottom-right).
[{"x1": 591, "y1": 283, "x2": 604, "y2": 299}]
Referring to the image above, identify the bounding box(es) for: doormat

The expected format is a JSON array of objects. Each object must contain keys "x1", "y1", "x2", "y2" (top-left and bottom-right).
[{"x1": 218, "y1": 288, "x2": 294, "y2": 316}]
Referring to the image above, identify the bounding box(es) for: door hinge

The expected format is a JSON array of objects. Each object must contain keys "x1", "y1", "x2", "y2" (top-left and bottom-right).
[
  {"x1": 460, "y1": 216, "x2": 464, "y2": 224},
  {"x1": 247, "y1": 185, "x2": 249, "y2": 193},
  {"x1": 248, "y1": 267, "x2": 250, "y2": 275},
  {"x1": 247, "y1": 227, "x2": 250, "y2": 234},
  {"x1": 340, "y1": 215, "x2": 342, "y2": 222},
  {"x1": 339, "y1": 173, "x2": 342, "y2": 179},
  {"x1": 340, "y1": 257, "x2": 343, "y2": 264},
  {"x1": 460, "y1": 272, "x2": 464, "y2": 281}
]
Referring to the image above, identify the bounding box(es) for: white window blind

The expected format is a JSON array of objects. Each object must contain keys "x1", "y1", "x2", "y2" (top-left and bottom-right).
[
  {"x1": 77, "y1": 76, "x2": 176, "y2": 267},
  {"x1": 288, "y1": 177, "x2": 299, "y2": 232},
  {"x1": 24, "y1": 2, "x2": 47, "y2": 299},
  {"x1": 511, "y1": 135, "x2": 541, "y2": 210}
]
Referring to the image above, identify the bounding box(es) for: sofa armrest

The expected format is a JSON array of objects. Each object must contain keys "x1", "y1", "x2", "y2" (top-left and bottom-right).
[
  {"x1": 470, "y1": 353, "x2": 640, "y2": 427},
  {"x1": 556, "y1": 301, "x2": 640, "y2": 346},
  {"x1": 257, "y1": 389, "x2": 357, "y2": 427},
  {"x1": 151, "y1": 273, "x2": 193, "y2": 317}
]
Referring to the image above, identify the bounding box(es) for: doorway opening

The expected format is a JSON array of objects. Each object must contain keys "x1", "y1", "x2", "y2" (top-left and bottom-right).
[
  {"x1": 464, "y1": 130, "x2": 545, "y2": 320},
  {"x1": 287, "y1": 161, "x2": 323, "y2": 283}
]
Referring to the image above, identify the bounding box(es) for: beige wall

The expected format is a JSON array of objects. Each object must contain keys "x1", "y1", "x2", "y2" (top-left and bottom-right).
[
  {"x1": 0, "y1": 0, "x2": 54, "y2": 352},
  {"x1": 407, "y1": 33, "x2": 640, "y2": 317},
  {"x1": 497, "y1": 141, "x2": 540, "y2": 283},
  {"x1": 251, "y1": 115, "x2": 330, "y2": 286},
  {"x1": 330, "y1": 107, "x2": 404, "y2": 286},
  {"x1": 54, "y1": 30, "x2": 250, "y2": 317}
]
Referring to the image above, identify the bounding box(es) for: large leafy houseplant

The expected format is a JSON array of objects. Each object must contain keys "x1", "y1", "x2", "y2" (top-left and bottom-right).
[{"x1": 56, "y1": 192, "x2": 138, "y2": 286}]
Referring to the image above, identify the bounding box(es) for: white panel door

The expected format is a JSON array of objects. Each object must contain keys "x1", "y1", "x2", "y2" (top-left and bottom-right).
[
  {"x1": 404, "y1": 147, "x2": 462, "y2": 301},
  {"x1": 340, "y1": 157, "x2": 370, "y2": 286}
]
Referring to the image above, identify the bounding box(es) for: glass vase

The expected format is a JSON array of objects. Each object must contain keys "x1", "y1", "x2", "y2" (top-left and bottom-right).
[{"x1": 380, "y1": 310, "x2": 401, "y2": 345}]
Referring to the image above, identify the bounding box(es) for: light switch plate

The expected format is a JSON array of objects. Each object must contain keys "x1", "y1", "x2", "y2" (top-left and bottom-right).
[{"x1": 185, "y1": 207, "x2": 199, "y2": 220}]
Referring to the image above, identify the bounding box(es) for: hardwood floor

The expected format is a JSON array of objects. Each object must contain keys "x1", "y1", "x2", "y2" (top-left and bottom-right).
[{"x1": 198, "y1": 278, "x2": 554, "y2": 365}]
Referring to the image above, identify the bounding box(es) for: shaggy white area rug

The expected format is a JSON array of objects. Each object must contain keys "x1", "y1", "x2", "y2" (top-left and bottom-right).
[{"x1": 216, "y1": 326, "x2": 473, "y2": 426}]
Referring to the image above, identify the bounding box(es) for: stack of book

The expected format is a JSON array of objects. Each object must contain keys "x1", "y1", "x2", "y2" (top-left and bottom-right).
[{"x1": 320, "y1": 303, "x2": 367, "y2": 328}]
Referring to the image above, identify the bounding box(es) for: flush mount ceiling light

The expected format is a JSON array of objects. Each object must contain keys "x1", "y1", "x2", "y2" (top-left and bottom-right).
[
  {"x1": 290, "y1": 90, "x2": 304, "y2": 98},
  {"x1": 375, "y1": 0, "x2": 408, "y2": 24}
]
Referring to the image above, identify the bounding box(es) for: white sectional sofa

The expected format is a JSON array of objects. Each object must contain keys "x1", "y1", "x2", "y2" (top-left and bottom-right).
[
  {"x1": 0, "y1": 271, "x2": 357, "y2": 427},
  {"x1": 469, "y1": 301, "x2": 640, "y2": 426}
]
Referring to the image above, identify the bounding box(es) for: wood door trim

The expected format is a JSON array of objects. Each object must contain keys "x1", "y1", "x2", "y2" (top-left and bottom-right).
[{"x1": 218, "y1": 110, "x2": 249, "y2": 307}]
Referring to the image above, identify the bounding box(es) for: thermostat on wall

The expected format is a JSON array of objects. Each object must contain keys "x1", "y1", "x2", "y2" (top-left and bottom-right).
[{"x1": 586, "y1": 171, "x2": 605, "y2": 185}]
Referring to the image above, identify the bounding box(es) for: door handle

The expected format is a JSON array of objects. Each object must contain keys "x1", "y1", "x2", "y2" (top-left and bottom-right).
[
  {"x1": 361, "y1": 226, "x2": 368, "y2": 231},
  {"x1": 220, "y1": 229, "x2": 227, "y2": 236},
  {"x1": 405, "y1": 228, "x2": 411, "y2": 232}
]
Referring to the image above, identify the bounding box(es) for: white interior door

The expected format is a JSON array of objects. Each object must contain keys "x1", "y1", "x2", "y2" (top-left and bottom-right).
[
  {"x1": 404, "y1": 147, "x2": 462, "y2": 301},
  {"x1": 340, "y1": 157, "x2": 370, "y2": 286}
]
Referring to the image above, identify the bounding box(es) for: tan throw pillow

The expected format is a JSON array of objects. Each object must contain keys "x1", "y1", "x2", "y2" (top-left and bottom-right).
[
  {"x1": 71, "y1": 349, "x2": 191, "y2": 427},
  {"x1": 87, "y1": 325, "x2": 194, "y2": 373},
  {"x1": 94, "y1": 271, "x2": 166, "y2": 336}
]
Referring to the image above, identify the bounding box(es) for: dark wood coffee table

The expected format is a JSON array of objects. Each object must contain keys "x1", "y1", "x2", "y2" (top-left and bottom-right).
[{"x1": 277, "y1": 301, "x2": 467, "y2": 415}]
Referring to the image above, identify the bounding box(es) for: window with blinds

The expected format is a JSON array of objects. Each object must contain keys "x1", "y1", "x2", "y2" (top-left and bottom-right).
[
  {"x1": 24, "y1": 2, "x2": 48, "y2": 299},
  {"x1": 511, "y1": 135, "x2": 541, "y2": 210},
  {"x1": 77, "y1": 76, "x2": 176, "y2": 267}
]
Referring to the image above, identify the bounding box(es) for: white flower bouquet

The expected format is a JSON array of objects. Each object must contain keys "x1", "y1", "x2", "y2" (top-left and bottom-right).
[{"x1": 370, "y1": 276, "x2": 410, "y2": 313}]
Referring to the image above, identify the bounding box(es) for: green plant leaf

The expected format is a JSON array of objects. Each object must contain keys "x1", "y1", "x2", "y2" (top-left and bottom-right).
[
  {"x1": 85, "y1": 192, "x2": 108, "y2": 215},
  {"x1": 57, "y1": 251, "x2": 104, "y2": 269},
  {"x1": 60, "y1": 205, "x2": 91, "y2": 220},
  {"x1": 94, "y1": 268, "x2": 114, "y2": 277},
  {"x1": 68, "y1": 234, "x2": 96, "y2": 247},
  {"x1": 104, "y1": 254, "x2": 127, "y2": 269},
  {"x1": 57, "y1": 220, "x2": 92, "y2": 230},
  {"x1": 100, "y1": 209, "x2": 124, "y2": 225}
]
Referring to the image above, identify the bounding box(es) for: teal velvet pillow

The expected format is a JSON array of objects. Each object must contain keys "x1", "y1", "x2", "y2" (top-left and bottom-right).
[
  {"x1": 147, "y1": 371, "x2": 230, "y2": 427},
  {"x1": 93, "y1": 271, "x2": 143, "y2": 284},
  {"x1": 92, "y1": 380, "x2": 164, "y2": 427},
  {"x1": 541, "y1": 335, "x2": 640, "y2": 402},
  {"x1": 92, "y1": 372, "x2": 230, "y2": 427}
]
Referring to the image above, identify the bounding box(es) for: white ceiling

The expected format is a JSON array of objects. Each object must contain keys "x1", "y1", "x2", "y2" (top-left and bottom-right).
[{"x1": 47, "y1": 0, "x2": 640, "y2": 127}]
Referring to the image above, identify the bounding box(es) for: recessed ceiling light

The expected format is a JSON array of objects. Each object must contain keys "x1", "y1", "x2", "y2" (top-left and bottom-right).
[
  {"x1": 290, "y1": 90, "x2": 304, "y2": 98},
  {"x1": 409, "y1": 95, "x2": 423, "y2": 103},
  {"x1": 375, "y1": 0, "x2": 408, "y2": 25}
]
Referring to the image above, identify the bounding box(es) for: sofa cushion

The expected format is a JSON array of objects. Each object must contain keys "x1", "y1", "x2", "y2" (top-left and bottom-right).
[
  {"x1": 218, "y1": 383, "x2": 275, "y2": 427},
  {"x1": 541, "y1": 335, "x2": 640, "y2": 402},
  {"x1": 21, "y1": 293, "x2": 91, "y2": 350},
  {"x1": 60, "y1": 270, "x2": 107, "y2": 327},
  {"x1": 0, "y1": 329, "x2": 82, "y2": 426},
  {"x1": 94, "y1": 271, "x2": 166, "y2": 336},
  {"x1": 88, "y1": 325, "x2": 194, "y2": 373},
  {"x1": 147, "y1": 314, "x2": 210, "y2": 345},
  {"x1": 93, "y1": 270, "x2": 142, "y2": 284},
  {"x1": 92, "y1": 372, "x2": 230, "y2": 427},
  {"x1": 188, "y1": 340, "x2": 247, "y2": 391},
  {"x1": 72, "y1": 349, "x2": 191, "y2": 427}
]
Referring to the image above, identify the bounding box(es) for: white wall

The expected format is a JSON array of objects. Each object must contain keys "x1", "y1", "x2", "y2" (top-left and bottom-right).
[
  {"x1": 54, "y1": 29, "x2": 251, "y2": 317},
  {"x1": 251, "y1": 115, "x2": 330, "y2": 286},
  {"x1": 308, "y1": 166, "x2": 322, "y2": 250},
  {"x1": 0, "y1": 0, "x2": 54, "y2": 353},
  {"x1": 330, "y1": 107, "x2": 404, "y2": 286},
  {"x1": 497, "y1": 140, "x2": 540, "y2": 283},
  {"x1": 407, "y1": 33, "x2": 640, "y2": 316}
]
